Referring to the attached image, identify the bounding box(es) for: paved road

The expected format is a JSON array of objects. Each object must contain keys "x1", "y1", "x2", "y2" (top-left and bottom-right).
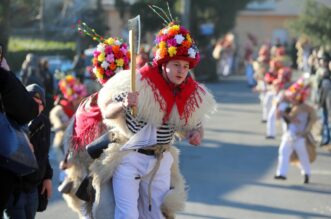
[{"x1": 37, "y1": 75, "x2": 331, "y2": 219}]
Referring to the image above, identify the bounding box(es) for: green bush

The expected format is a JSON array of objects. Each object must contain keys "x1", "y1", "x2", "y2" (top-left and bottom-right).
[{"x1": 6, "y1": 37, "x2": 76, "y2": 72}]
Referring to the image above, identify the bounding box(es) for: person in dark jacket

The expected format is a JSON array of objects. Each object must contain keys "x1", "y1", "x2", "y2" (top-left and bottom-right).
[
  {"x1": 4, "y1": 84, "x2": 53, "y2": 219},
  {"x1": 318, "y1": 68, "x2": 331, "y2": 146},
  {"x1": 0, "y1": 58, "x2": 41, "y2": 218}
]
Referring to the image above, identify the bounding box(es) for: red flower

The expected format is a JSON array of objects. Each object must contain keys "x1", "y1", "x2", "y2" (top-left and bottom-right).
[{"x1": 176, "y1": 46, "x2": 187, "y2": 56}]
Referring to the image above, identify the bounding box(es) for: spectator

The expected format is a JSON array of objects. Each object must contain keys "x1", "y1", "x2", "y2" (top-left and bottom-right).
[
  {"x1": 20, "y1": 53, "x2": 42, "y2": 86},
  {"x1": 0, "y1": 57, "x2": 41, "y2": 218},
  {"x1": 38, "y1": 58, "x2": 54, "y2": 116},
  {"x1": 4, "y1": 84, "x2": 53, "y2": 219}
]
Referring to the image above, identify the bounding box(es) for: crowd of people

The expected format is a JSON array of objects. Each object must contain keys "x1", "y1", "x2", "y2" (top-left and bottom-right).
[{"x1": 247, "y1": 38, "x2": 331, "y2": 184}]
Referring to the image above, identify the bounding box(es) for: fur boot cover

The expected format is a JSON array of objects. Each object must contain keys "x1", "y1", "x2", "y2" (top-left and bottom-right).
[{"x1": 89, "y1": 130, "x2": 187, "y2": 219}]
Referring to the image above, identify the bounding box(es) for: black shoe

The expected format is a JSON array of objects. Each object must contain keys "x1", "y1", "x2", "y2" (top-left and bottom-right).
[
  {"x1": 304, "y1": 174, "x2": 309, "y2": 184},
  {"x1": 274, "y1": 175, "x2": 287, "y2": 180},
  {"x1": 261, "y1": 120, "x2": 267, "y2": 123},
  {"x1": 265, "y1": 136, "x2": 275, "y2": 139}
]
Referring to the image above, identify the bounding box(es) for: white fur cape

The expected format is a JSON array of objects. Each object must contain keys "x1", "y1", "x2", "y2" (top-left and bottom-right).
[{"x1": 97, "y1": 69, "x2": 217, "y2": 136}]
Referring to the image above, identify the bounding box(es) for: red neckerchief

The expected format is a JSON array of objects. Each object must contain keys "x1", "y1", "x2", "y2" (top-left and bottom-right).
[
  {"x1": 72, "y1": 92, "x2": 104, "y2": 151},
  {"x1": 59, "y1": 99, "x2": 75, "y2": 118},
  {"x1": 140, "y1": 64, "x2": 205, "y2": 124}
]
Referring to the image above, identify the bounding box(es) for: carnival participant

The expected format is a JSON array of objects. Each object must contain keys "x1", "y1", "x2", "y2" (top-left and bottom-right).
[
  {"x1": 274, "y1": 78, "x2": 317, "y2": 184},
  {"x1": 212, "y1": 32, "x2": 236, "y2": 78},
  {"x1": 262, "y1": 59, "x2": 281, "y2": 135},
  {"x1": 59, "y1": 34, "x2": 131, "y2": 219},
  {"x1": 90, "y1": 10, "x2": 216, "y2": 219},
  {"x1": 49, "y1": 75, "x2": 87, "y2": 184},
  {"x1": 253, "y1": 44, "x2": 270, "y2": 122},
  {"x1": 266, "y1": 66, "x2": 292, "y2": 139}
]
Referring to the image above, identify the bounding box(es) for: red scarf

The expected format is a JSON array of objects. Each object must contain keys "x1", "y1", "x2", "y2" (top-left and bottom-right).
[
  {"x1": 59, "y1": 99, "x2": 75, "y2": 118},
  {"x1": 140, "y1": 64, "x2": 205, "y2": 124},
  {"x1": 72, "y1": 92, "x2": 105, "y2": 151}
]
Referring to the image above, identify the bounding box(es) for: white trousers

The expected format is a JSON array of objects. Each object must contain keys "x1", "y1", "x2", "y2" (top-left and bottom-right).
[
  {"x1": 112, "y1": 151, "x2": 173, "y2": 219},
  {"x1": 266, "y1": 104, "x2": 276, "y2": 137},
  {"x1": 276, "y1": 133, "x2": 311, "y2": 176},
  {"x1": 262, "y1": 91, "x2": 274, "y2": 121}
]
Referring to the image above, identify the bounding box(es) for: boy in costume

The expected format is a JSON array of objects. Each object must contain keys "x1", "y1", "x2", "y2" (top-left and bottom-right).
[
  {"x1": 274, "y1": 78, "x2": 317, "y2": 184},
  {"x1": 90, "y1": 7, "x2": 216, "y2": 219}
]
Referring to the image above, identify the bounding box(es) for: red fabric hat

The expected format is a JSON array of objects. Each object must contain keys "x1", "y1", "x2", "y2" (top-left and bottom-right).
[{"x1": 153, "y1": 22, "x2": 200, "y2": 69}]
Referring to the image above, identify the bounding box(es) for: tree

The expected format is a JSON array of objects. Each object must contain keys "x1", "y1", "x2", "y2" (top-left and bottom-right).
[
  {"x1": 288, "y1": 0, "x2": 331, "y2": 47},
  {"x1": 0, "y1": 0, "x2": 10, "y2": 48},
  {"x1": 116, "y1": 0, "x2": 177, "y2": 32},
  {"x1": 114, "y1": 0, "x2": 261, "y2": 45}
]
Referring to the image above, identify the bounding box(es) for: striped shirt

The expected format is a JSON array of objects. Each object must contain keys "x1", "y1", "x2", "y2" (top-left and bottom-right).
[{"x1": 115, "y1": 92, "x2": 200, "y2": 144}]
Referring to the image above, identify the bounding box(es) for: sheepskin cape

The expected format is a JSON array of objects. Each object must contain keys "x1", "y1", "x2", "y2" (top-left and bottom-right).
[
  {"x1": 290, "y1": 103, "x2": 317, "y2": 164},
  {"x1": 97, "y1": 66, "x2": 216, "y2": 135}
]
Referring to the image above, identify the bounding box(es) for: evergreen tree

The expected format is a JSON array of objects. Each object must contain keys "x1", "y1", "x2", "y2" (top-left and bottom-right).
[
  {"x1": 115, "y1": 0, "x2": 261, "y2": 45},
  {"x1": 289, "y1": 0, "x2": 331, "y2": 46}
]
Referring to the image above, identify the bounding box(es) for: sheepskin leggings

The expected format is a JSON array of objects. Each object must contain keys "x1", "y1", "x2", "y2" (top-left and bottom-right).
[
  {"x1": 276, "y1": 134, "x2": 311, "y2": 176},
  {"x1": 112, "y1": 151, "x2": 173, "y2": 219}
]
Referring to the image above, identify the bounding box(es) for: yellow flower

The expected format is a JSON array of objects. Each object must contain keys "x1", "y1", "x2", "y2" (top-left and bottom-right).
[
  {"x1": 171, "y1": 25, "x2": 180, "y2": 31},
  {"x1": 105, "y1": 37, "x2": 115, "y2": 45},
  {"x1": 116, "y1": 58, "x2": 124, "y2": 67},
  {"x1": 67, "y1": 88, "x2": 73, "y2": 96},
  {"x1": 98, "y1": 53, "x2": 105, "y2": 62},
  {"x1": 159, "y1": 41, "x2": 166, "y2": 49},
  {"x1": 186, "y1": 34, "x2": 192, "y2": 43},
  {"x1": 168, "y1": 46, "x2": 177, "y2": 57},
  {"x1": 96, "y1": 69, "x2": 104, "y2": 79}
]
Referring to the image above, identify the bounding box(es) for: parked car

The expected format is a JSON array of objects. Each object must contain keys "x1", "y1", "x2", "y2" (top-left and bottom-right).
[{"x1": 42, "y1": 55, "x2": 73, "y2": 74}]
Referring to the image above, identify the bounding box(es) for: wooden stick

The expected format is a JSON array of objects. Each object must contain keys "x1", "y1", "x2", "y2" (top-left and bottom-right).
[{"x1": 129, "y1": 30, "x2": 137, "y2": 116}]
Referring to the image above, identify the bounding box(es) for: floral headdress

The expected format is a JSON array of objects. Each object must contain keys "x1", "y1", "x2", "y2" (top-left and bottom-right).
[
  {"x1": 58, "y1": 75, "x2": 87, "y2": 101},
  {"x1": 277, "y1": 66, "x2": 292, "y2": 84},
  {"x1": 149, "y1": 4, "x2": 200, "y2": 69},
  {"x1": 77, "y1": 21, "x2": 131, "y2": 84},
  {"x1": 285, "y1": 77, "x2": 310, "y2": 102}
]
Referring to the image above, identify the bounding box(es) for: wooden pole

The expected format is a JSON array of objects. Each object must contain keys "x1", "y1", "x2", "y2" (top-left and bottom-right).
[{"x1": 129, "y1": 29, "x2": 137, "y2": 116}]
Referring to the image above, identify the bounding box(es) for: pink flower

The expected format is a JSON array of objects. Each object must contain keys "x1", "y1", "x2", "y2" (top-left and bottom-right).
[
  {"x1": 105, "y1": 70, "x2": 114, "y2": 77},
  {"x1": 106, "y1": 54, "x2": 115, "y2": 63},
  {"x1": 167, "y1": 38, "x2": 177, "y2": 47},
  {"x1": 93, "y1": 51, "x2": 101, "y2": 57},
  {"x1": 105, "y1": 45, "x2": 113, "y2": 54},
  {"x1": 120, "y1": 47, "x2": 127, "y2": 54},
  {"x1": 123, "y1": 56, "x2": 129, "y2": 64}
]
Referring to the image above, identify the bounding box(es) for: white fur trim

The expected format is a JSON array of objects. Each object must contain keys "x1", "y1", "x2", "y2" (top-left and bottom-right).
[{"x1": 98, "y1": 69, "x2": 217, "y2": 133}]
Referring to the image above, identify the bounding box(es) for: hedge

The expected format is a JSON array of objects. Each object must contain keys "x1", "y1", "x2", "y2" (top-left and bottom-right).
[{"x1": 6, "y1": 37, "x2": 76, "y2": 73}]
